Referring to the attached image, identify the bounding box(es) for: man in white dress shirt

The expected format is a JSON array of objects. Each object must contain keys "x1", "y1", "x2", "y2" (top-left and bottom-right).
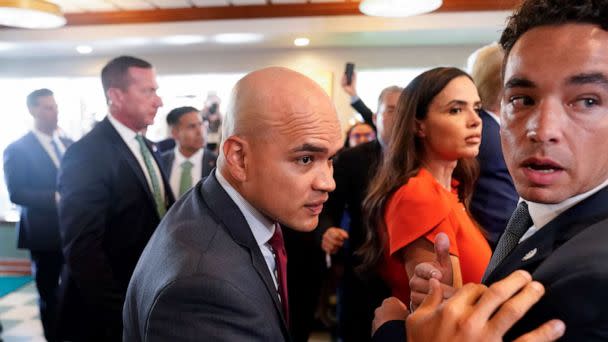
[
  {"x1": 161, "y1": 106, "x2": 217, "y2": 198},
  {"x1": 3, "y1": 88, "x2": 73, "y2": 342}
]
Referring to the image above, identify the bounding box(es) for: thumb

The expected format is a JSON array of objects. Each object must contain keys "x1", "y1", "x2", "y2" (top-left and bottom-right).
[
  {"x1": 418, "y1": 278, "x2": 443, "y2": 311},
  {"x1": 434, "y1": 233, "x2": 452, "y2": 272}
]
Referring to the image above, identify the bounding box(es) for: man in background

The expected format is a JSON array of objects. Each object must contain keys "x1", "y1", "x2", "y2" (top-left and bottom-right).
[
  {"x1": 57, "y1": 56, "x2": 174, "y2": 341},
  {"x1": 468, "y1": 43, "x2": 519, "y2": 247},
  {"x1": 161, "y1": 106, "x2": 217, "y2": 198},
  {"x1": 3, "y1": 88, "x2": 72, "y2": 342}
]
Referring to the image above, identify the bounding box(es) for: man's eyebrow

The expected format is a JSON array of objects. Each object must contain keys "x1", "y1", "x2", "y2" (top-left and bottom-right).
[
  {"x1": 290, "y1": 144, "x2": 328, "y2": 153},
  {"x1": 504, "y1": 77, "x2": 536, "y2": 89},
  {"x1": 567, "y1": 73, "x2": 608, "y2": 89}
]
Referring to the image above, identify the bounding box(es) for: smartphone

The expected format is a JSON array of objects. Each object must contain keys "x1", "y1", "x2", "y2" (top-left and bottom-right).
[
  {"x1": 345, "y1": 62, "x2": 355, "y2": 85},
  {"x1": 208, "y1": 102, "x2": 218, "y2": 114}
]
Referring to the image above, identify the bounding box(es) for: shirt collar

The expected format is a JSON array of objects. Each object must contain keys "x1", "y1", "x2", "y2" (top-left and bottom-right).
[
  {"x1": 525, "y1": 177, "x2": 608, "y2": 229},
  {"x1": 107, "y1": 113, "x2": 140, "y2": 141},
  {"x1": 32, "y1": 127, "x2": 59, "y2": 143},
  {"x1": 174, "y1": 147, "x2": 204, "y2": 165},
  {"x1": 215, "y1": 170, "x2": 275, "y2": 247}
]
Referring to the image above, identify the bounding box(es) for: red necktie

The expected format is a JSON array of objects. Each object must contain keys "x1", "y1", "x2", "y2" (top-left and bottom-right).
[{"x1": 268, "y1": 224, "x2": 289, "y2": 325}]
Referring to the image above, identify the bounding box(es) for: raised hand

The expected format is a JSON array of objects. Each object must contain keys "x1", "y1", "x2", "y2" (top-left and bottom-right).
[
  {"x1": 321, "y1": 227, "x2": 349, "y2": 254},
  {"x1": 340, "y1": 72, "x2": 358, "y2": 97}
]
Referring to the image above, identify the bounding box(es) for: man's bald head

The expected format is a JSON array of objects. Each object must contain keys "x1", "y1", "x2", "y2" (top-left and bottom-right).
[{"x1": 219, "y1": 67, "x2": 343, "y2": 231}]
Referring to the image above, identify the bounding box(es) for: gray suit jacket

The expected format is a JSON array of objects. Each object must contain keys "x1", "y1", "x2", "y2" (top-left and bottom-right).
[{"x1": 123, "y1": 171, "x2": 290, "y2": 341}]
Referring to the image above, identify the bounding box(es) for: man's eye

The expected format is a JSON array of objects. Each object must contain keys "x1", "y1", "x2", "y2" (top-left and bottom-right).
[
  {"x1": 509, "y1": 95, "x2": 535, "y2": 107},
  {"x1": 573, "y1": 97, "x2": 599, "y2": 109},
  {"x1": 297, "y1": 156, "x2": 313, "y2": 165}
]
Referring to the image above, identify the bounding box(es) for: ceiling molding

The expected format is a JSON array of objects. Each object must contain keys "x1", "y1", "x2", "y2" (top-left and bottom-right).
[{"x1": 65, "y1": 0, "x2": 522, "y2": 26}]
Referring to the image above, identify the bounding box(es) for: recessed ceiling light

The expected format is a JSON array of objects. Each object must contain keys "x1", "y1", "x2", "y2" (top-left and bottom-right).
[
  {"x1": 160, "y1": 35, "x2": 207, "y2": 45},
  {"x1": 76, "y1": 45, "x2": 93, "y2": 54},
  {"x1": 294, "y1": 38, "x2": 310, "y2": 47},
  {"x1": 359, "y1": 0, "x2": 442, "y2": 17},
  {"x1": 212, "y1": 33, "x2": 264, "y2": 44}
]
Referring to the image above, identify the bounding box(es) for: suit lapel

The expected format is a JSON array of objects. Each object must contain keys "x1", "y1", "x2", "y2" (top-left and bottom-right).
[
  {"x1": 200, "y1": 172, "x2": 289, "y2": 332},
  {"x1": 484, "y1": 186, "x2": 608, "y2": 284},
  {"x1": 25, "y1": 132, "x2": 59, "y2": 170},
  {"x1": 100, "y1": 118, "x2": 159, "y2": 212}
]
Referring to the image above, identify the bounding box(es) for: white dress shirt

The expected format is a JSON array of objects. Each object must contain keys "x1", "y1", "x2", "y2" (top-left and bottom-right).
[
  {"x1": 32, "y1": 128, "x2": 66, "y2": 168},
  {"x1": 107, "y1": 114, "x2": 165, "y2": 200},
  {"x1": 520, "y1": 177, "x2": 608, "y2": 242},
  {"x1": 169, "y1": 147, "x2": 203, "y2": 198},
  {"x1": 215, "y1": 170, "x2": 279, "y2": 289}
]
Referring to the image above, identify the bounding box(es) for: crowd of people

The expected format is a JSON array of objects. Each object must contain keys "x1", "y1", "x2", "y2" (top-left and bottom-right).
[{"x1": 2, "y1": 0, "x2": 608, "y2": 341}]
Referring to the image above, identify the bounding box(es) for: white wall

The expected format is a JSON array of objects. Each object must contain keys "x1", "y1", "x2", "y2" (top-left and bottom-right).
[{"x1": 0, "y1": 44, "x2": 482, "y2": 131}]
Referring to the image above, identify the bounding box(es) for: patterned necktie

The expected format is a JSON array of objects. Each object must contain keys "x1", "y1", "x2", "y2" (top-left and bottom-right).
[
  {"x1": 178, "y1": 160, "x2": 194, "y2": 197},
  {"x1": 483, "y1": 202, "x2": 533, "y2": 281},
  {"x1": 268, "y1": 224, "x2": 289, "y2": 325},
  {"x1": 135, "y1": 134, "x2": 166, "y2": 218},
  {"x1": 51, "y1": 139, "x2": 64, "y2": 161}
]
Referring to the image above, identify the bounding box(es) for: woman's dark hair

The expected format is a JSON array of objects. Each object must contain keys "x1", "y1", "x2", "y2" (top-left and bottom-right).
[{"x1": 357, "y1": 67, "x2": 479, "y2": 275}]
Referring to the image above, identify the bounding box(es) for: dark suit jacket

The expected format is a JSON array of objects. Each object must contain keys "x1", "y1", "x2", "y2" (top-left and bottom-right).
[
  {"x1": 3, "y1": 132, "x2": 73, "y2": 251},
  {"x1": 483, "y1": 186, "x2": 608, "y2": 341},
  {"x1": 317, "y1": 140, "x2": 390, "y2": 340},
  {"x1": 160, "y1": 148, "x2": 217, "y2": 182},
  {"x1": 155, "y1": 137, "x2": 175, "y2": 153},
  {"x1": 57, "y1": 117, "x2": 174, "y2": 341},
  {"x1": 123, "y1": 172, "x2": 290, "y2": 341},
  {"x1": 470, "y1": 110, "x2": 518, "y2": 245},
  {"x1": 352, "y1": 98, "x2": 376, "y2": 131}
]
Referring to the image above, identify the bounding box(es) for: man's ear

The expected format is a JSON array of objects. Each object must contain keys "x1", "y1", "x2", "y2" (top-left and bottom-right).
[
  {"x1": 107, "y1": 88, "x2": 122, "y2": 111},
  {"x1": 222, "y1": 136, "x2": 248, "y2": 182},
  {"x1": 170, "y1": 126, "x2": 179, "y2": 140},
  {"x1": 415, "y1": 119, "x2": 426, "y2": 138}
]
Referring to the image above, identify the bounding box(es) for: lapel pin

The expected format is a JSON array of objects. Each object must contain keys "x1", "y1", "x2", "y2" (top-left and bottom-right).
[{"x1": 522, "y1": 248, "x2": 538, "y2": 261}]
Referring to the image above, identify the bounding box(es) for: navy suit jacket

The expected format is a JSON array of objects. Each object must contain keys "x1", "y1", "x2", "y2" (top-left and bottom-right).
[
  {"x1": 470, "y1": 110, "x2": 518, "y2": 245},
  {"x1": 57, "y1": 117, "x2": 174, "y2": 341},
  {"x1": 3, "y1": 131, "x2": 73, "y2": 251},
  {"x1": 124, "y1": 172, "x2": 290, "y2": 341},
  {"x1": 160, "y1": 148, "x2": 217, "y2": 183},
  {"x1": 483, "y1": 186, "x2": 608, "y2": 341}
]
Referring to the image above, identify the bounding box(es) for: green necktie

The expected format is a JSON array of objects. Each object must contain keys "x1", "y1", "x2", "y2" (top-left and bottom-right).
[
  {"x1": 135, "y1": 134, "x2": 166, "y2": 218},
  {"x1": 179, "y1": 160, "x2": 194, "y2": 197}
]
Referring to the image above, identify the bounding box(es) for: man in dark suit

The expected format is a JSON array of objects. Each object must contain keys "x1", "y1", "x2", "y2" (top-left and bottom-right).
[
  {"x1": 468, "y1": 43, "x2": 519, "y2": 247},
  {"x1": 383, "y1": 0, "x2": 608, "y2": 340},
  {"x1": 57, "y1": 56, "x2": 174, "y2": 341},
  {"x1": 123, "y1": 67, "x2": 343, "y2": 341},
  {"x1": 3, "y1": 88, "x2": 72, "y2": 342},
  {"x1": 160, "y1": 106, "x2": 217, "y2": 198},
  {"x1": 318, "y1": 84, "x2": 401, "y2": 341}
]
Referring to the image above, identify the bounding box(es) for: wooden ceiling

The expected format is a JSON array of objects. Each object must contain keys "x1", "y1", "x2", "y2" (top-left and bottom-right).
[{"x1": 51, "y1": 0, "x2": 522, "y2": 26}]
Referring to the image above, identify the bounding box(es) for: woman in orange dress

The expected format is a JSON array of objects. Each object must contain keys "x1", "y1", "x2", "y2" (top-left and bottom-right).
[{"x1": 357, "y1": 67, "x2": 491, "y2": 307}]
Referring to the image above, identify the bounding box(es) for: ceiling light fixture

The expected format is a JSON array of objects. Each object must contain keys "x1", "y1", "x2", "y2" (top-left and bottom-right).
[
  {"x1": 76, "y1": 45, "x2": 93, "y2": 54},
  {"x1": 359, "y1": 0, "x2": 442, "y2": 17},
  {"x1": 160, "y1": 35, "x2": 207, "y2": 45},
  {"x1": 0, "y1": 0, "x2": 66, "y2": 29},
  {"x1": 212, "y1": 33, "x2": 264, "y2": 44},
  {"x1": 294, "y1": 37, "x2": 310, "y2": 47}
]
